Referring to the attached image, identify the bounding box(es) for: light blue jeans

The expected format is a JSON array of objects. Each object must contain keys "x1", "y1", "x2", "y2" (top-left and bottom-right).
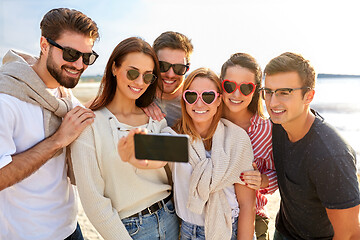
[
  {"x1": 121, "y1": 200, "x2": 179, "y2": 240},
  {"x1": 180, "y1": 218, "x2": 238, "y2": 240}
]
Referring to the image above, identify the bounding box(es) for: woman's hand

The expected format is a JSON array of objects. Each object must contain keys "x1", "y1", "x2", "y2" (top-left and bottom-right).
[
  {"x1": 117, "y1": 128, "x2": 167, "y2": 169},
  {"x1": 117, "y1": 128, "x2": 149, "y2": 168},
  {"x1": 240, "y1": 162, "x2": 262, "y2": 190}
]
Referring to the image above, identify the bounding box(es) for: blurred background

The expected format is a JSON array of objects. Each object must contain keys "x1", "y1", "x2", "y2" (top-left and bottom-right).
[{"x1": 1, "y1": 1, "x2": 360, "y2": 239}]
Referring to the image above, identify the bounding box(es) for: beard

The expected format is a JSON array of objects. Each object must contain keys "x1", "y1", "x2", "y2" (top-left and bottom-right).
[{"x1": 46, "y1": 49, "x2": 84, "y2": 88}]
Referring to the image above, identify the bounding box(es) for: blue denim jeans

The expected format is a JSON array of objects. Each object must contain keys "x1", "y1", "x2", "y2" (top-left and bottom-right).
[
  {"x1": 121, "y1": 199, "x2": 179, "y2": 240},
  {"x1": 180, "y1": 218, "x2": 238, "y2": 240},
  {"x1": 64, "y1": 223, "x2": 84, "y2": 240},
  {"x1": 273, "y1": 229, "x2": 292, "y2": 240}
]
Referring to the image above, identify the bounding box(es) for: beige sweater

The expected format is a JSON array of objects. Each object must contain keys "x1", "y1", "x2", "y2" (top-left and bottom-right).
[
  {"x1": 0, "y1": 50, "x2": 72, "y2": 138},
  {"x1": 0, "y1": 50, "x2": 73, "y2": 158},
  {"x1": 71, "y1": 107, "x2": 171, "y2": 240}
]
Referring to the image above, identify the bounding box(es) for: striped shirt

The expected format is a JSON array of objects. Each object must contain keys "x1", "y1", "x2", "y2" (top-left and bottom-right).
[{"x1": 247, "y1": 114, "x2": 277, "y2": 218}]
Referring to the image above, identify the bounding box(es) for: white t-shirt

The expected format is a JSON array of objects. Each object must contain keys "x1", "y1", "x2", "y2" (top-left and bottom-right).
[
  {"x1": 173, "y1": 150, "x2": 239, "y2": 226},
  {"x1": 0, "y1": 89, "x2": 80, "y2": 240}
]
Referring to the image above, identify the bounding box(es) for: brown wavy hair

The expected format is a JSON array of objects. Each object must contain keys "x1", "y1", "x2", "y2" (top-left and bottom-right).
[
  {"x1": 220, "y1": 53, "x2": 264, "y2": 118},
  {"x1": 40, "y1": 8, "x2": 99, "y2": 42},
  {"x1": 89, "y1": 37, "x2": 161, "y2": 110}
]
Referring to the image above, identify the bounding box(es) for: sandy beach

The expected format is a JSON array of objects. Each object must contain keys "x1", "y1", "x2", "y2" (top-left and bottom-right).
[{"x1": 72, "y1": 82, "x2": 282, "y2": 240}]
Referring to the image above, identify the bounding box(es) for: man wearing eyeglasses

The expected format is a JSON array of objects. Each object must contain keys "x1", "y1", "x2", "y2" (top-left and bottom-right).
[
  {"x1": 142, "y1": 31, "x2": 193, "y2": 126},
  {"x1": 261, "y1": 52, "x2": 360, "y2": 240},
  {"x1": 0, "y1": 8, "x2": 98, "y2": 240}
]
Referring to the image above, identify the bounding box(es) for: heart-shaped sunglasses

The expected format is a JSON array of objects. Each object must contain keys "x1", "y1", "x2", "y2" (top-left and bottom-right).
[
  {"x1": 222, "y1": 80, "x2": 256, "y2": 96},
  {"x1": 183, "y1": 90, "x2": 220, "y2": 105}
]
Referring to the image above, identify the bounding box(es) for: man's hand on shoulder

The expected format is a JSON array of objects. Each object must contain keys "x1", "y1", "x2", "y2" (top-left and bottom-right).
[
  {"x1": 142, "y1": 102, "x2": 165, "y2": 121},
  {"x1": 51, "y1": 106, "x2": 95, "y2": 148}
]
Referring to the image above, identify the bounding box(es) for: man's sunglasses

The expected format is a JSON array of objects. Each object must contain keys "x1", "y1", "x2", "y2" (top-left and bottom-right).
[
  {"x1": 159, "y1": 61, "x2": 189, "y2": 76},
  {"x1": 222, "y1": 80, "x2": 256, "y2": 96},
  {"x1": 183, "y1": 90, "x2": 220, "y2": 105},
  {"x1": 46, "y1": 38, "x2": 99, "y2": 65},
  {"x1": 126, "y1": 69, "x2": 157, "y2": 84}
]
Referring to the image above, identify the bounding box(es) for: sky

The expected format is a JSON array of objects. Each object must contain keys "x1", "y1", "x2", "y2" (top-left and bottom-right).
[{"x1": 1, "y1": 0, "x2": 360, "y2": 76}]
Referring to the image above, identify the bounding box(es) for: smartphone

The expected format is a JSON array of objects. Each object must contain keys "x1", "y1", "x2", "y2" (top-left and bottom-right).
[{"x1": 134, "y1": 133, "x2": 189, "y2": 162}]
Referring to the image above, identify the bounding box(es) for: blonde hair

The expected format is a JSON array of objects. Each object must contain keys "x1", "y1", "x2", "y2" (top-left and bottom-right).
[{"x1": 173, "y1": 67, "x2": 223, "y2": 150}]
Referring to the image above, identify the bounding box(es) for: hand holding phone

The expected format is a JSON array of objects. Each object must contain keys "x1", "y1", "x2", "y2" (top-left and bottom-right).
[
  {"x1": 134, "y1": 133, "x2": 189, "y2": 162},
  {"x1": 117, "y1": 128, "x2": 149, "y2": 168}
]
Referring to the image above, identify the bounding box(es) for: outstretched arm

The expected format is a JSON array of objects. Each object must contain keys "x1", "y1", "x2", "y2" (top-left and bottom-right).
[{"x1": 0, "y1": 106, "x2": 94, "y2": 191}]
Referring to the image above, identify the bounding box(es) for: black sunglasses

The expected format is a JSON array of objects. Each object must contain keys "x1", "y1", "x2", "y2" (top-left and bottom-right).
[
  {"x1": 46, "y1": 38, "x2": 99, "y2": 65},
  {"x1": 159, "y1": 61, "x2": 189, "y2": 75},
  {"x1": 126, "y1": 69, "x2": 157, "y2": 84}
]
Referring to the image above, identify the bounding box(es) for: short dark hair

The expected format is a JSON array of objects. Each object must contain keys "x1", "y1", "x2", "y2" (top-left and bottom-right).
[
  {"x1": 153, "y1": 31, "x2": 193, "y2": 63},
  {"x1": 220, "y1": 53, "x2": 264, "y2": 117},
  {"x1": 40, "y1": 8, "x2": 99, "y2": 42},
  {"x1": 264, "y1": 52, "x2": 316, "y2": 90},
  {"x1": 90, "y1": 37, "x2": 161, "y2": 110}
]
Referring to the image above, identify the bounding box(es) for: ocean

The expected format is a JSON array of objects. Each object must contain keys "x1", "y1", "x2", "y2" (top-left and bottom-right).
[{"x1": 311, "y1": 77, "x2": 360, "y2": 172}]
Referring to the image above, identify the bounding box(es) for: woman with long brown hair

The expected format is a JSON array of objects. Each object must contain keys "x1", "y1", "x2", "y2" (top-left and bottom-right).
[
  {"x1": 220, "y1": 53, "x2": 277, "y2": 240},
  {"x1": 71, "y1": 37, "x2": 179, "y2": 240}
]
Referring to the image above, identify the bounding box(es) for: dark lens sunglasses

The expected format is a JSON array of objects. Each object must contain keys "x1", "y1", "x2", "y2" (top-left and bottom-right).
[
  {"x1": 46, "y1": 38, "x2": 99, "y2": 65},
  {"x1": 222, "y1": 80, "x2": 256, "y2": 96},
  {"x1": 183, "y1": 90, "x2": 220, "y2": 105},
  {"x1": 159, "y1": 61, "x2": 189, "y2": 75},
  {"x1": 126, "y1": 69, "x2": 157, "y2": 84}
]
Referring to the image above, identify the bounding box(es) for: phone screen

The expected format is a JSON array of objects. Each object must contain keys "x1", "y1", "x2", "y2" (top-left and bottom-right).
[{"x1": 134, "y1": 134, "x2": 189, "y2": 162}]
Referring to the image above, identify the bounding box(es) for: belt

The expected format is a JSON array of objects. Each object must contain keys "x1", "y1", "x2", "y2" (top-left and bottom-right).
[{"x1": 128, "y1": 193, "x2": 172, "y2": 218}]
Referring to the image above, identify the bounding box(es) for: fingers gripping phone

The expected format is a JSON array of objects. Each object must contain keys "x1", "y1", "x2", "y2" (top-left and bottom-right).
[{"x1": 134, "y1": 133, "x2": 189, "y2": 162}]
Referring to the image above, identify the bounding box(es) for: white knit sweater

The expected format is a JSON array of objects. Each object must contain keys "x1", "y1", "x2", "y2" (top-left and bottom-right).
[{"x1": 71, "y1": 107, "x2": 171, "y2": 240}]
